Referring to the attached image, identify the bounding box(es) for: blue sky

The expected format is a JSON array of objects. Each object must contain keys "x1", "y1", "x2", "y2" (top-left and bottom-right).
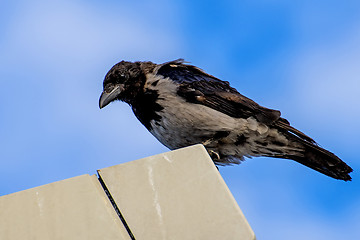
[{"x1": 1, "y1": 0, "x2": 360, "y2": 239}]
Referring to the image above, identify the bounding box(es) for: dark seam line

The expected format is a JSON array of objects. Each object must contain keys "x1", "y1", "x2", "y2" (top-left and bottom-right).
[{"x1": 98, "y1": 175, "x2": 136, "y2": 240}]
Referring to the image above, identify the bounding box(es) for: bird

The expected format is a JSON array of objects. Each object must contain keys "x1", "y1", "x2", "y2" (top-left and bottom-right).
[{"x1": 99, "y1": 59, "x2": 353, "y2": 181}]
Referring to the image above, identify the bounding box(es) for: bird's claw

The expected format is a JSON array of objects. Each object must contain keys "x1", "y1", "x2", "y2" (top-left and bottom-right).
[{"x1": 208, "y1": 150, "x2": 221, "y2": 160}]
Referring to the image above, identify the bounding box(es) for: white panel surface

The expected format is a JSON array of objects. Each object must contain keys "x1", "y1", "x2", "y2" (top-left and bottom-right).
[
  {"x1": 0, "y1": 174, "x2": 130, "y2": 240},
  {"x1": 99, "y1": 144, "x2": 255, "y2": 240}
]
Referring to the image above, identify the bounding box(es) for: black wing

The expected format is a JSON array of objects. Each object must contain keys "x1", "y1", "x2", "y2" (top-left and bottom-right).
[
  {"x1": 157, "y1": 59, "x2": 281, "y2": 124},
  {"x1": 157, "y1": 59, "x2": 316, "y2": 143}
]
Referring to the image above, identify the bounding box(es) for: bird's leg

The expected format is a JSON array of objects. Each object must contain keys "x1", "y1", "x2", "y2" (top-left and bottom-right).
[
  {"x1": 202, "y1": 131, "x2": 229, "y2": 148},
  {"x1": 202, "y1": 138, "x2": 215, "y2": 147}
]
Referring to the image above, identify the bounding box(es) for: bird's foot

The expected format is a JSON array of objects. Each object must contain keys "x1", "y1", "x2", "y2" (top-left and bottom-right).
[{"x1": 208, "y1": 150, "x2": 221, "y2": 161}]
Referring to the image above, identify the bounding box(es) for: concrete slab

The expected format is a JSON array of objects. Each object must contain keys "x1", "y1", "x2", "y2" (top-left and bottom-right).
[
  {"x1": 0, "y1": 174, "x2": 130, "y2": 240},
  {"x1": 98, "y1": 144, "x2": 255, "y2": 240}
]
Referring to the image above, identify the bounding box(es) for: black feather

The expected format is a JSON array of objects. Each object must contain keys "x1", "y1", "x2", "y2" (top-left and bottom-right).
[{"x1": 132, "y1": 89, "x2": 164, "y2": 130}]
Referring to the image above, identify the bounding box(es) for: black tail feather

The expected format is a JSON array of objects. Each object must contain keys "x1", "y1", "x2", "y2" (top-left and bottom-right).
[
  {"x1": 278, "y1": 142, "x2": 353, "y2": 181},
  {"x1": 297, "y1": 144, "x2": 352, "y2": 181},
  {"x1": 274, "y1": 121, "x2": 353, "y2": 181}
]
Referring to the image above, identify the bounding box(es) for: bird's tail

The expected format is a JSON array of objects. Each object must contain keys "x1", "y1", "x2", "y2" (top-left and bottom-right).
[
  {"x1": 275, "y1": 140, "x2": 353, "y2": 181},
  {"x1": 268, "y1": 119, "x2": 353, "y2": 181}
]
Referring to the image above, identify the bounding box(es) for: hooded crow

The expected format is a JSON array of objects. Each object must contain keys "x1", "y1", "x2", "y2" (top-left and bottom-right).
[{"x1": 99, "y1": 59, "x2": 352, "y2": 181}]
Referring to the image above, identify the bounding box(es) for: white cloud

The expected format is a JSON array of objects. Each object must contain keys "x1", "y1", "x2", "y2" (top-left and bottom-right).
[
  {"x1": 291, "y1": 22, "x2": 360, "y2": 126},
  {"x1": 1, "y1": 0, "x2": 184, "y2": 68},
  {"x1": 1, "y1": 0, "x2": 184, "y2": 127}
]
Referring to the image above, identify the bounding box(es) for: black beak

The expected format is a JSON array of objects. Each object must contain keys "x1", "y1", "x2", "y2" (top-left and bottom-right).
[{"x1": 99, "y1": 84, "x2": 123, "y2": 109}]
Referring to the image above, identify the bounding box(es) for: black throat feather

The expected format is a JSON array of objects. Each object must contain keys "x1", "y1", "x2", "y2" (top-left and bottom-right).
[{"x1": 131, "y1": 89, "x2": 164, "y2": 130}]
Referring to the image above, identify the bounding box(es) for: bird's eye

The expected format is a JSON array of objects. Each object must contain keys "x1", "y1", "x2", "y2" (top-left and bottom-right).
[
  {"x1": 119, "y1": 74, "x2": 125, "y2": 79},
  {"x1": 114, "y1": 70, "x2": 124, "y2": 77},
  {"x1": 116, "y1": 74, "x2": 127, "y2": 84},
  {"x1": 113, "y1": 70, "x2": 127, "y2": 83}
]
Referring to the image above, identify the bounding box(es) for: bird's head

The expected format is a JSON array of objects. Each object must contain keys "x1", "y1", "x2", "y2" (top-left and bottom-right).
[{"x1": 99, "y1": 61, "x2": 144, "y2": 108}]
